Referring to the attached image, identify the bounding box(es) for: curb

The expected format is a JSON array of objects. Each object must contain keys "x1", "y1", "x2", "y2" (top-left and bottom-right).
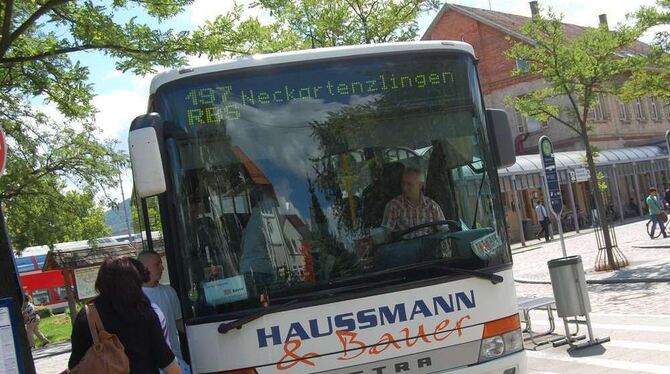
[{"x1": 515, "y1": 277, "x2": 670, "y2": 285}]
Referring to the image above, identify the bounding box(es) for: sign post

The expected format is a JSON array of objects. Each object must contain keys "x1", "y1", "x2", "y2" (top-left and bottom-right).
[
  {"x1": 0, "y1": 127, "x2": 36, "y2": 373},
  {"x1": 539, "y1": 136, "x2": 567, "y2": 257},
  {"x1": 666, "y1": 130, "x2": 670, "y2": 160},
  {"x1": 0, "y1": 126, "x2": 6, "y2": 176}
]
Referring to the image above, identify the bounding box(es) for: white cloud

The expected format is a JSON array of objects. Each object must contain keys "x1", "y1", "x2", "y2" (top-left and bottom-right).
[
  {"x1": 102, "y1": 69, "x2": 124, "y2": 81},
  {"x1": 89, "y1": 71, "x2": 154, "y2": 202},
  {"x1": 92, "y1": 88, "x2": 147, "y2": 142}
]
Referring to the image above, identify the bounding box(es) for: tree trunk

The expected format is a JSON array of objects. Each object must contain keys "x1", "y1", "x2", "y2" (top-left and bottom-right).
[{"x1": 581, "y1": 132, "x2": 617, "y2": 270}]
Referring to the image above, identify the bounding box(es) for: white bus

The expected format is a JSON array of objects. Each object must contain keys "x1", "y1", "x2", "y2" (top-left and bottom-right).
[{"x1": 128, "y1": 41, "x2": 525, "y2": 374}]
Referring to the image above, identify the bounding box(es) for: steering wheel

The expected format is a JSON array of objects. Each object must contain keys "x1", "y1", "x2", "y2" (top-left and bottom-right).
[{"x1": 397, "y1": 220, "x2": 461, "y2": 240}]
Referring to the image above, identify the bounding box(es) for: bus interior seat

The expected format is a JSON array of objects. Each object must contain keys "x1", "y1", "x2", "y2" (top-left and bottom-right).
[{"x1": 361, "y1": 161, "x2": 405, "y2": 227}]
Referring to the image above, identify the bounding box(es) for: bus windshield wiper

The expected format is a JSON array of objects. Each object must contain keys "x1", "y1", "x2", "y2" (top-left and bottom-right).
[
  {"x1": 218, "y1": 299, "x2": 300, "y2": 334},
  {"x1": 218, "y1": 278, "x2": 403, "y2": 334},
  {"x1": 435, "y1": 265, "x2": 503, "y2": 284}
]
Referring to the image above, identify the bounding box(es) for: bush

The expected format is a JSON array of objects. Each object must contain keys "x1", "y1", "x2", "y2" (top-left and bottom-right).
[{"x1": 36, "y1": 307, "x2": 53, "y2": 319}]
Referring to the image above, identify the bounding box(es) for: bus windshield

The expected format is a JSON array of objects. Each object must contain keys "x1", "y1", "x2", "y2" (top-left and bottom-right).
[{"x1": 154, "y1": 52, "x2": 511, "y2": 318}]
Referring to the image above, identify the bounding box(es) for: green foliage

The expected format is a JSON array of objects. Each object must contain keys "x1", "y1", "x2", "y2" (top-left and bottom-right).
[
  {"x1": 254, "y1": 0, "x2": 440, "y2": 48},
  {"x1": 0, "y1": 1, "x2": 266, "y2": 249},
  {"x1": 35, "y1": 307, "x2": 52, "y2": 319},
  {"x1": 621, "y1": 0, "x2": 670, "y2": 102},
  {"x1": 8, "y1": 187, "x2": 111, "y2": 252},
  {"x1": 505, "y1": 5, "x2": 644, "y2": 258},
  {"x1": 131, "y1": 193, "x2": 162, "y2": 234},
  {"x1": 505, "y1": 8, "x2": 642, "y2": 136}
]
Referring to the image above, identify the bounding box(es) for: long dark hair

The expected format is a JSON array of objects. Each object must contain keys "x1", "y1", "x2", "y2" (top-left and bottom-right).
[{"x1": 94, "y1": 256, "x2": 150, "y2": 321}]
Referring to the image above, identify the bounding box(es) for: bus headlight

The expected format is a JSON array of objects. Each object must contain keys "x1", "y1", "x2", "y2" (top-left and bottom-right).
[
  {"x1": 478, "y1": 314, "x2": 524, "y2": 362},
  {"x1": 503, "y1": 329, "x2": 524, "y2": 352},
  {"x1": 479, "y1": 335, "x2": 505, "y2": 359}
]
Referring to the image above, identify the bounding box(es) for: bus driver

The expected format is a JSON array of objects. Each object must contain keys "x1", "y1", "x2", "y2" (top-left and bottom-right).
[{"x1": 381, "y1": 167, "x2": 447, "y2": 239}]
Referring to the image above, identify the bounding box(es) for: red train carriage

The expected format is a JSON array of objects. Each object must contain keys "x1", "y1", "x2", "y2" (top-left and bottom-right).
[{"x1": 16, "y1": 254, "x2": 69, "y2": 313}]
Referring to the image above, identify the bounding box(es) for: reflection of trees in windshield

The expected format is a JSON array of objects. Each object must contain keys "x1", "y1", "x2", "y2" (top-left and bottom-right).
[
  {"x1": 307, "y1": 178, "x2": 357, "y2": 279},
  {"x1": 308, "y1": 94, "x2": 475, "y2": 234},
  {"x1": 161, "y1": 54, "x2": 516, "y2": 319}
]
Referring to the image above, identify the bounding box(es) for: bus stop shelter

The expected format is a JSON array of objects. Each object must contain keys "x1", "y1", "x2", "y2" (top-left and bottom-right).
[
  {"x1": 42, "y1": 242, "x2": 139, "y2": 324},
  {"x1": 498, "y1": 146, "x2": 670, "y2": 246}
]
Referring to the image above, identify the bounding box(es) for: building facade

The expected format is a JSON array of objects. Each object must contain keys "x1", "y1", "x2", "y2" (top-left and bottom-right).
[
  {"x1": 422, "y1": 2, "x2": 670, "y2": 153},
  {"x1": 423, "y1": 2, "x2": 670, "y2": 244}
]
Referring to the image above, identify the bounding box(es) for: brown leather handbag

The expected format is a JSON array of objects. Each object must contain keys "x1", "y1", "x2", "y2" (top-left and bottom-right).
[{"x1": 69, "y1": 304, "x2": 130, "y2": 374}]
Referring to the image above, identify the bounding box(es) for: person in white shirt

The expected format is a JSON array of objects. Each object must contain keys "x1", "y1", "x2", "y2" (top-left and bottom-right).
[
  {"x1": 139, "y1": 251, "x2": 190, "y2": 373},
  {"x1": 535, "y1": 201, "x2": 550, "y2": 242}
]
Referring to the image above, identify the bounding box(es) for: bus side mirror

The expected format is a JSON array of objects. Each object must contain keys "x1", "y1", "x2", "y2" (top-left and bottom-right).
[
  {"x1": 129, "y1": 113, "x2": 167, "y2": 198},
  {"x1": 486, "y1": 109, "x2": 516, "y2": 168}
]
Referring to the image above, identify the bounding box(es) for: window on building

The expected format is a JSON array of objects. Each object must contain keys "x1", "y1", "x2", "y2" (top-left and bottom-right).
[
  {"x1": 515, "y1": 59, "x2": 530, "y2": 73},
  {"x1": 514, "y1": 109, "x2": 527, "y2": 133},
  {"x1": 31, "y1": 289, "x2": 50, "y2": 305},
  {"x1": 649, "y1": 96, "x2": 660, "y2": 121},
  {"x1": 618, "y1": 100, "x2": 629, "y2": 121},
  {"x1": 56, "y1": 286, "x2": 68, "y2": 300},
  {"x1": 635, "y1": 98, "x2": 647, "y2": 121},
  {"x1": 592, "y1": 94, "x2": 607, "y2": 121}
]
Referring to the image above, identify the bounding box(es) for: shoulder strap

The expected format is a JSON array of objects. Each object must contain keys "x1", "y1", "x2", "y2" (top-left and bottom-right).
[{"x1": 85, "y1": 304, "x2": 106, "y2": 345}]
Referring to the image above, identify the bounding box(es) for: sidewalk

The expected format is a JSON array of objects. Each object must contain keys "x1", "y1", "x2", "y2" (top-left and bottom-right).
[
  {"x1": 512, "y1": 220, "x2": 670, "y2": 284},
  {"x1": 31, "y1": 341, "x2": 70, "y2": 360},
  {"x1": 32, "y1": 341, "x2": 71, "y2": 374}
]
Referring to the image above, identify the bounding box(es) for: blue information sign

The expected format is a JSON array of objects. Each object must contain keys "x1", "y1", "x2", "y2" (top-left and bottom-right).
[
  {"x1": 539, "y1": 136, "x2": 562, "y2": 216},
  {"x1": 0, "y1": 297, "x2": 25, "y2": 374}
]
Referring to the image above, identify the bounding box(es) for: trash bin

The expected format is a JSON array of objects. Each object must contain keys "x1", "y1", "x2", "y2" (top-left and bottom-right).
[
  {"x1": 547, "y1": 255, "x2": 591, "y2": 317},
  {"x1": 522, "y1": 219, "x2": 533, "y2": 239}
]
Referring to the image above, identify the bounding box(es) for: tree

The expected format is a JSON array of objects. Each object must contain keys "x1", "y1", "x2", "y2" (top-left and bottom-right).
[
  {"x1": 0, "y1": 101, "x2": 126, "y2": 247},
  {"x1": 0, "y1": 1, "x2": 276, "y2": 365},
  {"x1": 505, "y1": 7, "x2": 642, "y2": 270},
  {"x1": 622, "y1": 0, "x2": 670, "y2": 102},
  {"x1": 0, "y1": 1, "x2": 278, "y2": 245},
  {"x1": 131, "y1": 193, "x2": 162, "y2": 234},
  {"x1": 254, "y1": 0, "x2": 440, "y2": 48},
  {"x1": 8, "y1": 187, "x2": 110, "y2": 252}
]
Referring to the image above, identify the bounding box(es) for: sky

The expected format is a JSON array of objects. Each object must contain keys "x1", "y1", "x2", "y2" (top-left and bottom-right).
[{"x1": 59, "y1": 0, "x2": 662, "y2": 203}]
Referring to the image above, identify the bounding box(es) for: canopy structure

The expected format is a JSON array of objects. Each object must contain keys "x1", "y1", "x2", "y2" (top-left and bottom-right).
[
  {"x1": 498, "y1": 144, "x2": 670, "y2": 247},
  {"x1": 497, "y1": 146, "x2": 670, "y2": 193},
  {"x1": 42, "y1": 242, "x2": 138, "y2": 271},
  {"x1": 500, "y1": 146, "x2": 665, "y2": 176}
]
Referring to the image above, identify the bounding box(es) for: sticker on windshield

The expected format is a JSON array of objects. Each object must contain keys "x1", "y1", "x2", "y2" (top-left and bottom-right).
[
  {"x1": 470, "y1": 232, "x2": 503, "y2": 260},
  {"x1": 203, "y1": 275, "x2": 248, "y2": 305}
]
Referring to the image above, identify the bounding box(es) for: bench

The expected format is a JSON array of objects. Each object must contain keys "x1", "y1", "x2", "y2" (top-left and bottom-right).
[{"x1": 517, "y1": 296, "x2": 557, "y2": 346}]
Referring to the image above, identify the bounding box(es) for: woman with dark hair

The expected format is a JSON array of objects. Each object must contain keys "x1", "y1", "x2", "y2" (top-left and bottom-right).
[{"x1": 68, "y1": 256, "x2": 181, "y2": 374}]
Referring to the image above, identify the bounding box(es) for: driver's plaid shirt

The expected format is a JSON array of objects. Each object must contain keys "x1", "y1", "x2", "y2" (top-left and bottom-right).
[{"x1": 382, "y1": 194, "x2": 446, "y2": 238}]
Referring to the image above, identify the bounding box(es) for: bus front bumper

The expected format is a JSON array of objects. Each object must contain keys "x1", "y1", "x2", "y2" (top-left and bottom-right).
[{"x1": 439, "y1": 350, "x2": 527, "y2": 374}]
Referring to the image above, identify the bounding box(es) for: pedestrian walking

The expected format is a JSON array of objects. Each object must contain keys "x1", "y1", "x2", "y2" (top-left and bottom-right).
[
  {"x1": 68, "y1": 256, "x2": 181, "y2": 374},
  {"x1": 664, "y1": 183, "x2": 670, "y2": 210},
  {"x1": 535, "y1": 200, "x2": 550, "y2": 242},
  {"x1": 22, "y1": 294, "x2": 49, "y2": 349},
  {"x1": 646, "y1": 187, "x2": 667, "y2": 239}
]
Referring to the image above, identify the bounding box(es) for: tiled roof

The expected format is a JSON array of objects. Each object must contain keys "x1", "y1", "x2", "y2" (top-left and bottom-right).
[{"x1": 423, "y1": 3, "x2": 650, "y2": 55}]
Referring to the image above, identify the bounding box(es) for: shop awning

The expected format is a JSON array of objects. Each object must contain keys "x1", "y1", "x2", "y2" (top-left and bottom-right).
[{"x1": 499, "y1": 146, "x2": 668, "y2": 176}]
